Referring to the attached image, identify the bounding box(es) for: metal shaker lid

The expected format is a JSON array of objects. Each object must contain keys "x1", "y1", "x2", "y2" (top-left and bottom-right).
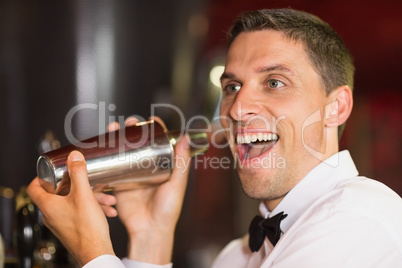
[{"x1": 37, "y1": 156, "x2": 57, "y2": 190}]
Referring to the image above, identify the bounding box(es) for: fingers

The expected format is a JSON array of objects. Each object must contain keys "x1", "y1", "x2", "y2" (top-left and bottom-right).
[
  {"x1": 94, "y1": 187, "x2": 118, "y2": 217},
  {"x1": 95, "y1": 192, "x2": 117, "y2": 205},
  {"x1": 67, "y1": 151, "x2": 91, "y2": 196},
  {"x1": 107, "y1": 116, "x2": 140, "y2": 132},
  {"x1": 107, "y1": 122, "x2": 120, "y2": 132},
  {"x1": 125, "y1": 116, "x2": 140, "y2": 126},
  {"x1": 26, "y1": 177, "x2": 51, "y2": 208},
  {"x1": 148, "y1": 116, "x2": 167, "y2": 130},
  {"x1": 100, "y1": 204, "x2": 118, "y2": 217},
  {"x1": 108, "y1": 116, "x2": 167, "y2": 131},
  {"x1": 92, "y1": 184, "x2": 108, "y2": 193}
]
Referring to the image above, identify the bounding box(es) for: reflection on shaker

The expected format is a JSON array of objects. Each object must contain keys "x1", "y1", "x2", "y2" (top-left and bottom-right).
[{"x1": 37, "y1": 120, "x2": 209, "y2": 194}]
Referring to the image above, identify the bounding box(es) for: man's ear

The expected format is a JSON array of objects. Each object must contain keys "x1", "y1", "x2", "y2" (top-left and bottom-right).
[{"x1": 325, "y1": 85, "x2": 353, "y2": 128}]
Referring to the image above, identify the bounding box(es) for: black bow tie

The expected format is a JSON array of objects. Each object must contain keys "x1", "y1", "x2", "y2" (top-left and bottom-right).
[{"x1": 248, "y1": 212, "x2": 288, "y2": 252}]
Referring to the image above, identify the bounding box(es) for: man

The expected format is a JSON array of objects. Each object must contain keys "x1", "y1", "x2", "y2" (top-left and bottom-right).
[{"x1": 27, "y1": 8, "x2": 402, "y2": 267}]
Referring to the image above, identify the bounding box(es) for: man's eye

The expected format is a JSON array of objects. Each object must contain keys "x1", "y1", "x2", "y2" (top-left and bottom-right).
[
  {"x1": 224, "y1": 84, "x2": 241, "y2": 93},
  {"x1": 268, "y1": 79, "x2": 285, "y2": 88}
]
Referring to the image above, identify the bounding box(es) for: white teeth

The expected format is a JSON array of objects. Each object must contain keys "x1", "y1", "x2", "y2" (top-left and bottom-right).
[
  {"x1": 245, "y1": 135, "x2": 251, "y2": 143},
  {"x1": 236, "y1": 136, "x2": 244, "y2": 144},
  {"x1": 251, "y1": 134, "x2": 257, "y2": 142},
  {"x1": 236, "y1": 133, "x2": 279, "y2": 144}
]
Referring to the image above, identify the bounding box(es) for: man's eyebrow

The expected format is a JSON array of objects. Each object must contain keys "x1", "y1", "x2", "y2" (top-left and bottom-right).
[
  {"x1": 220, "y1": 64, "x2": 294, "y2": 82},
  {"x1": 220, "y1": 72, "x2": 235, "y2": 82},
  {"x1": 257, "y1": 64, "x2": 294, "y2": 75}
]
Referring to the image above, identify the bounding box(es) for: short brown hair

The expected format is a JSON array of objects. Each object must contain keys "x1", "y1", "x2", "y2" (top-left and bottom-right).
[{"x1": 227, "y1": 9, "x2": 355, "y2": 138}]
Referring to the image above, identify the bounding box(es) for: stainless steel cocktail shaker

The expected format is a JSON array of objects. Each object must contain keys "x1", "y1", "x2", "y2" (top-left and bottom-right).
[{"x1": 36, "y1": 120, "x2": 209, "y2": 195}]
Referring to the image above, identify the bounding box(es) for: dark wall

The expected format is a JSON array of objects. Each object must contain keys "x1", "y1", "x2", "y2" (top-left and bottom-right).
[{"x1": 0, "y1": 0, "x2": 184, "y2": 191}]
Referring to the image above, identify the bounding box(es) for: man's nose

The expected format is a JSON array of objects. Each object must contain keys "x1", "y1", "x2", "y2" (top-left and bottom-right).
[{"x1": 229, "y1": 84, "x2": 262, "y2": 121}]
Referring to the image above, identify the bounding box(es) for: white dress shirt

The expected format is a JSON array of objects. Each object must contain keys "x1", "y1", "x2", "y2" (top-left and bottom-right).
[
  {"x1": 84, "y1": 151, "x2": 402, "y2": 267},
  {"x1": 212, "y1": 150, "x2": 402, "y2": 267},
  {"x1": 83, "y1": 255, "x2": 172, "y2": 268}
]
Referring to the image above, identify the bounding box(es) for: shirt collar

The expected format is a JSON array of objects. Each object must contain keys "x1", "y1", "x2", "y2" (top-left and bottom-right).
[{"x1": 259, "y1": 150, "x2": 359, "y2": 233}]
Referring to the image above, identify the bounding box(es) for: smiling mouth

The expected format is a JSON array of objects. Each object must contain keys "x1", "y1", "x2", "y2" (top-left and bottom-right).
[{"x1": 236, "y1": 132, "x2": 279, "y2": 160}]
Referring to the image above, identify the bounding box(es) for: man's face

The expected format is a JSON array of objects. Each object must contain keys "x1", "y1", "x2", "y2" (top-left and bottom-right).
[{"x1": 219, "y1": 30, "x2": 335, "y2": 205}]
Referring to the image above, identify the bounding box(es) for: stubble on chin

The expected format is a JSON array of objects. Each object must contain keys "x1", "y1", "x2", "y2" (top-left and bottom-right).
[{"x1": 238, "y1": 170, "x2": 289, "y2": 201}]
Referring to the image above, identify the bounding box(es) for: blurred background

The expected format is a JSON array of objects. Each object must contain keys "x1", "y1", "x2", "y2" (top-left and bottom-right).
[{"x1": 0, "y1": 0, "x2": 401, "y2": 267}]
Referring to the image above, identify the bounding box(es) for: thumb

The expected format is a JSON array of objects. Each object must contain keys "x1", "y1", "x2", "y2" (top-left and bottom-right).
[
  {"x1": 66, "y1": 151, "x2": 91, "y2": 196},
  {"x1": 170, "y1": 135, "x2": 191, "y2": 189}
]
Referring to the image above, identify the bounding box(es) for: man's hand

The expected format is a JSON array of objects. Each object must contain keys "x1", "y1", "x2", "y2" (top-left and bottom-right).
[
  {"x1": 102, "y1": 117, "x2": 191, "y2": 265},
  {"x1": 27, "y1": 151, "x2": 115, "y2": 266}
]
